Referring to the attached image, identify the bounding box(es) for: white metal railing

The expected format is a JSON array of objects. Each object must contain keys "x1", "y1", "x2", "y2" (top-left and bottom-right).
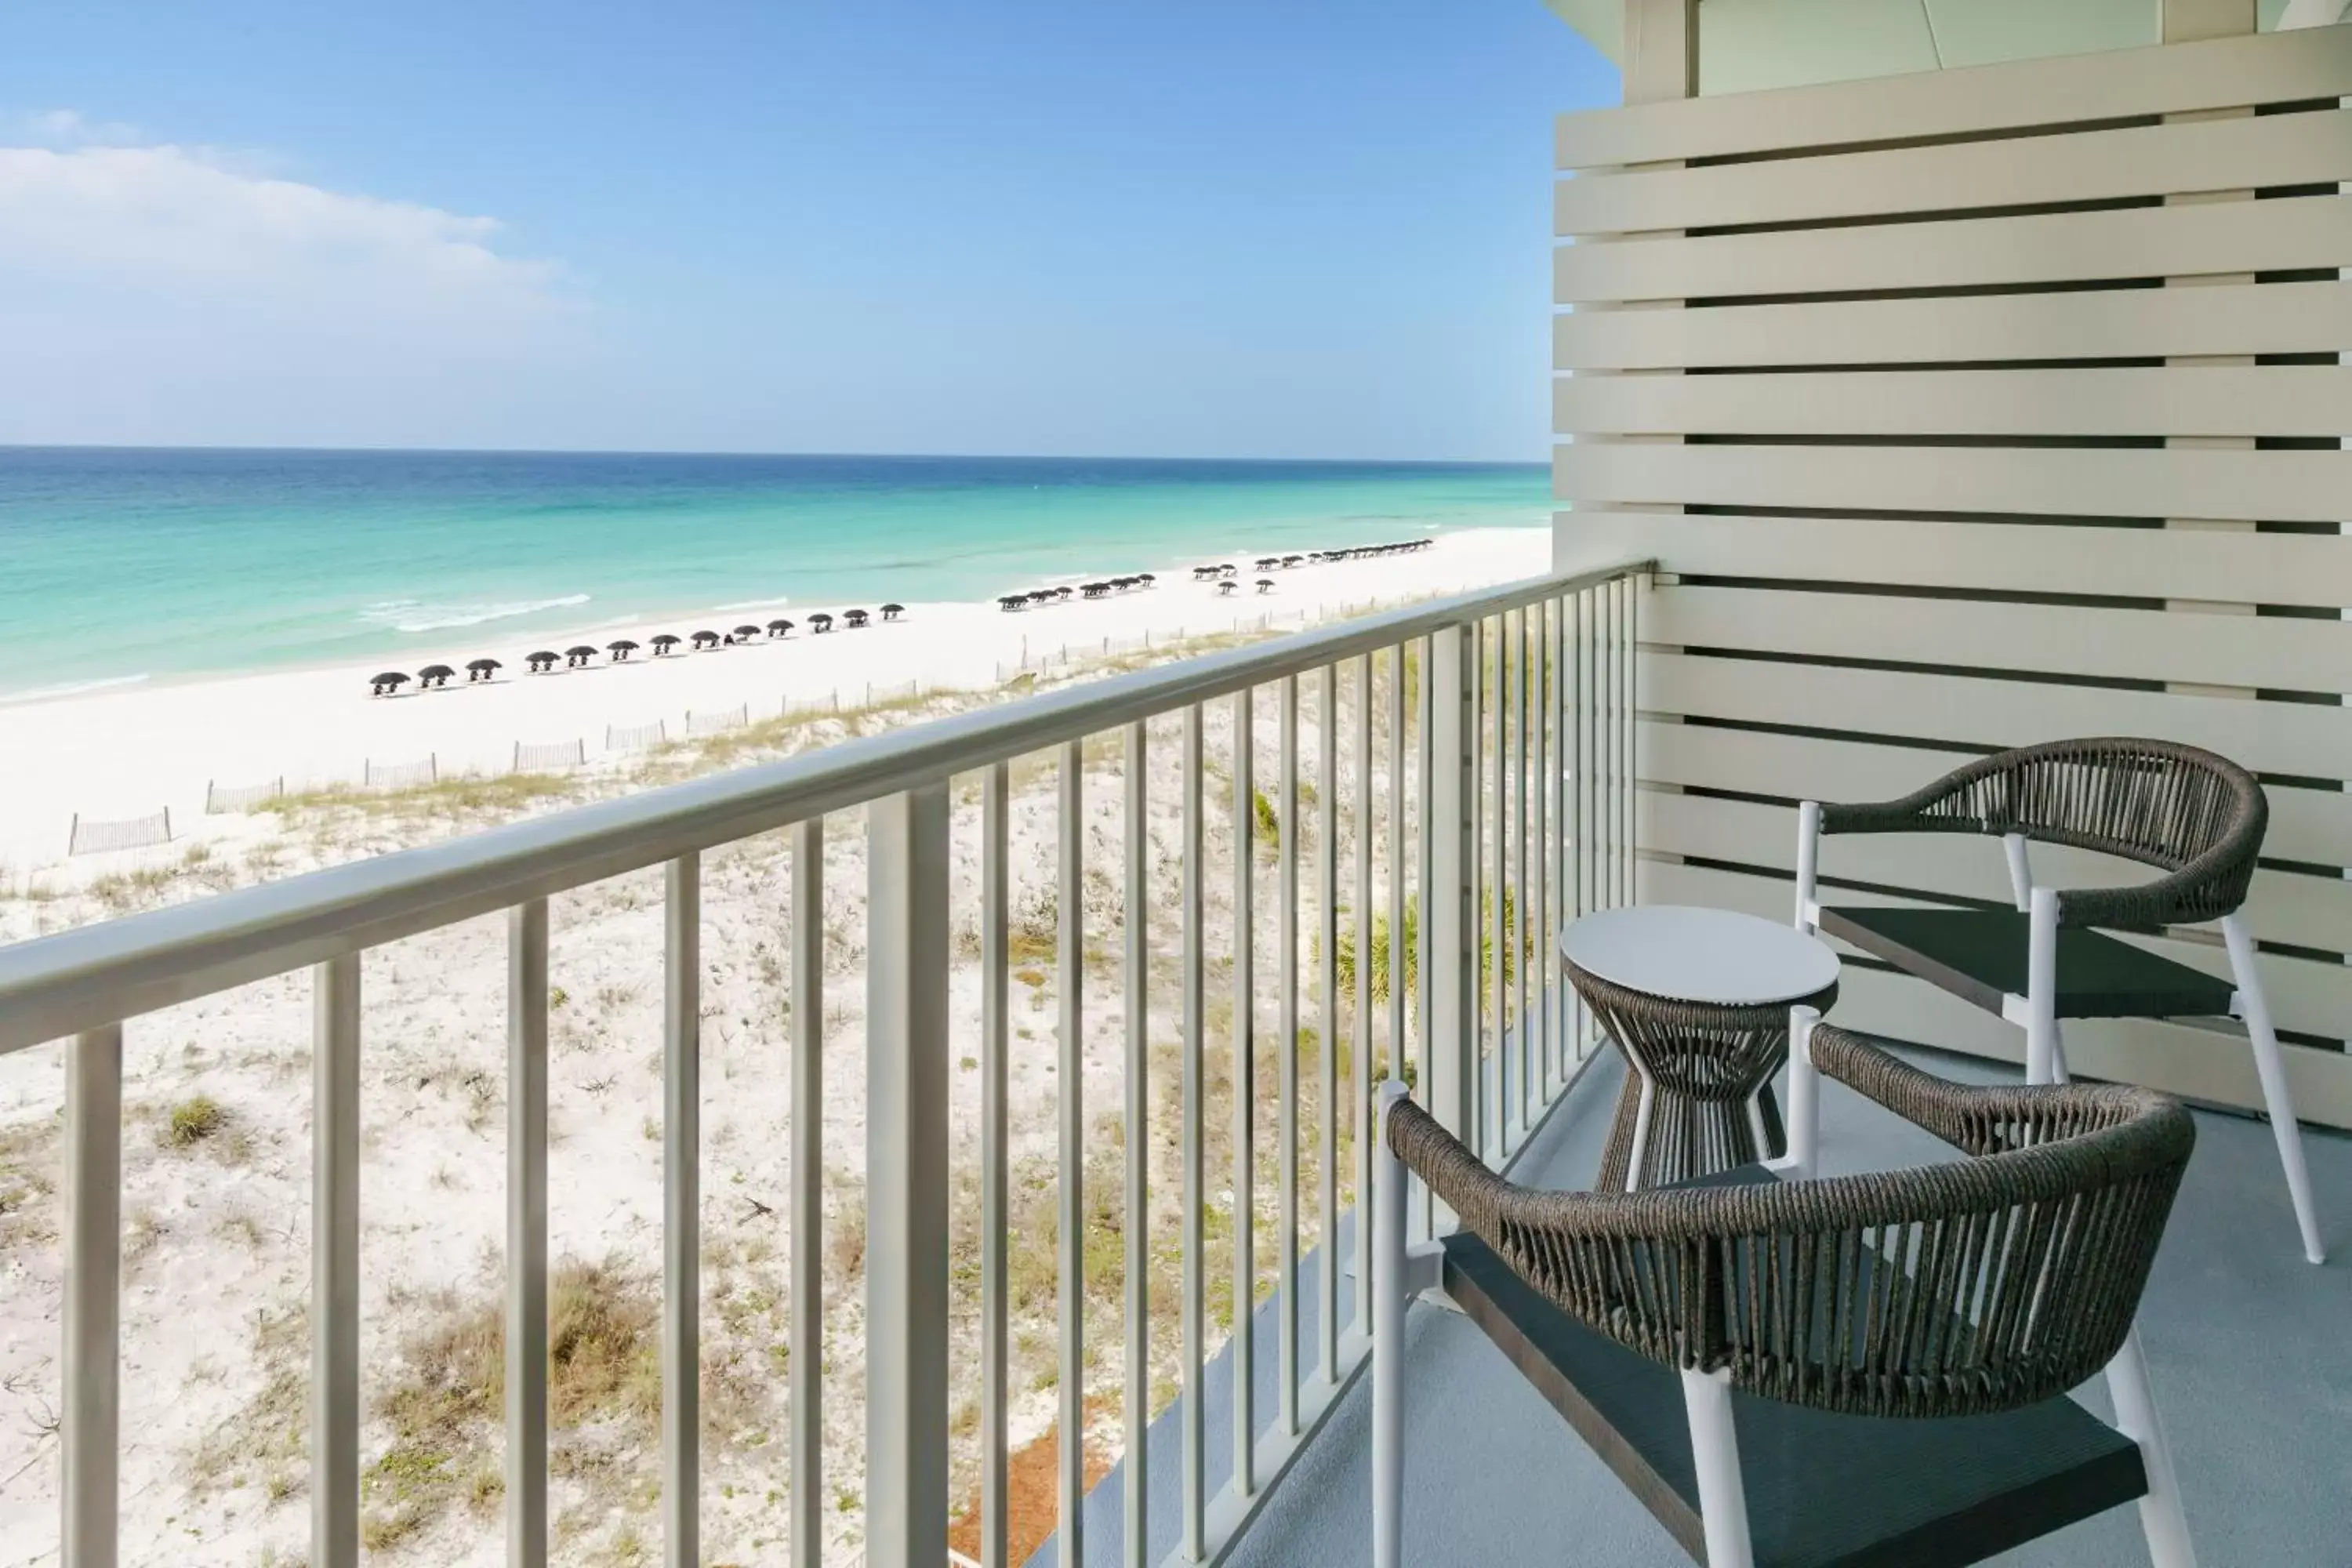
[{"x1": 0, "y1": 559, "x2": 1648, "y2": 1568}]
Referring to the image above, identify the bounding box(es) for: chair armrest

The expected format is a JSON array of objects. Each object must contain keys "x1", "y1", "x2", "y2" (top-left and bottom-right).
[{"x1": 1810, "y1": 1022, "x2": 2186, "y2": 1156}]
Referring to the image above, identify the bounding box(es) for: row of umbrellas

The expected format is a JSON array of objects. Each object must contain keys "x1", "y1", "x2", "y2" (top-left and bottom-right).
[
  {"x1": 368, "y1": 604, "x2": 906, "y2": 696},
  {"x1": 1189, "y1": 538, "x2": 1432, "y2": 582},
  {"x1": 997, "y1": 573, "x2": 1156, "y2": 613}
]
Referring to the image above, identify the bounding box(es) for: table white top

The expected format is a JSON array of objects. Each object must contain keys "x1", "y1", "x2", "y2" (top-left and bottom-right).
[{"x1": 1559, "y1": 905, "x2": 1839, "y2": 1007}]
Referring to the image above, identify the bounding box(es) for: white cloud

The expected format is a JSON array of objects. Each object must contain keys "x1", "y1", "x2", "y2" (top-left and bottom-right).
[
  {"x1": 0, "y1": 116, "x2": 583, "y2": 445},
  {"x1": 19, "y1": 107, "x2": 144, "y2": 146},
  {"x1": 0, "y1": 138, "x2": 562, "y2": 321}
]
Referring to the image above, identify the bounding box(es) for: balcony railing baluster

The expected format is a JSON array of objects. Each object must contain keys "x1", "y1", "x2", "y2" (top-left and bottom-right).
[
  {"x1": 1316, "y1": 665, "x2": 1340, "y2": 1390},
  {"x1": 63, "y1": 1022, "x2": 121, "y2": 1568},
  {"x1": 1229, "y1": 687, "x2": 1256, "y2": 1499},
  {"x1": 1122, "y1": 721, "x2": 1150, "y2": 1568},
  {"x1": 1276, "y1": 675, "x2": 1301, "y2": 1441},
  {"x1": 864, "y1": 786, "x2": 952, "y2": 1568},
  {"x1": 662, "y1": 853, "x2": 702, "y2": 1568},
  {"x1": 793, "y1": 816, "x2": 829, "y2": 1568},
  {"x1": 1058, "y1": 741, "x2": 1087, "y2": 1563},
  {"x1": 1515, "y1": 606, "x2": 1532, "y2": 1139},
  {"x1": 506, "y1": 899, "x2": 551, "y2": 1568},
  {"x1": 1489, "y1": 616, "x2": 1507, "y2": 1162},
  {"x1": 1350, "y1": 654, "x2": 1374, "y2": 1345},
  {"x1": 313, "y1": 953, "x2": 361, "y2": 1568},
  {"x1": 1180, "y1": 703, "x2": 1207, "y2": 1561}
]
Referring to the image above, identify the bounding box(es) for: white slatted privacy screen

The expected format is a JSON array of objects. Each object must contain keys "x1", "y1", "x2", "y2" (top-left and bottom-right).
[
  {"x1": 1555, "y1": 26, "x2": 2352, "y2": 1127},
  {"x1": 205, "y1": 777, "x2": 284, "y2": 815},
  {"x1": 67, "y1": 811, "x2": 172, "y2": 857},
  {"x1": 686, "y1": 703, "x2": 749, "y2": 737},
  {"x1": 513, "y1": 738, "x2": 587, "y2": 772},
  {"x1": 364, "y1": 755, "x2": 439, "y2": 790},
  {"x1": 607, "y1": 719, "x2": 668, "y2": 751}
]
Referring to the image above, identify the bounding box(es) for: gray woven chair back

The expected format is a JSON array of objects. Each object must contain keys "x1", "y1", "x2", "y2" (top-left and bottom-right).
[
  {"x1": 1822, "y1": 736, "x2": 2263, "y2": 927},
  {"x1": 1388, "y1": 1025, "x2": 2194, "y2": 1419}
]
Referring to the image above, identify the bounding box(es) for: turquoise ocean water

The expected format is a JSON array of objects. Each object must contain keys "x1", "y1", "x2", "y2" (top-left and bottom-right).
[{"x1": 0, "y1": 448, "x2": 1548, "y2": 701}]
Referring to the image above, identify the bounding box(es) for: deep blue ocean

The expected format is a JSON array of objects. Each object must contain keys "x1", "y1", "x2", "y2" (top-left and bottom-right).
[{"x1": 0, "y1": 448, "x2": 1547, "y2": 700}]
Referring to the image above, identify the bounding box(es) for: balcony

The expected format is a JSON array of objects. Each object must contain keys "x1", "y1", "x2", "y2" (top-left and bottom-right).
[{"x1": 10, "y1": 12, "x2": 2352, "y2": 1568}]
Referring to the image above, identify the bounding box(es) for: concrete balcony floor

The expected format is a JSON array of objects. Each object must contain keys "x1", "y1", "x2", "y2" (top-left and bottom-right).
[{"x1": 1218, "y1": 1040, "x2": 2352, "y2": 1568}]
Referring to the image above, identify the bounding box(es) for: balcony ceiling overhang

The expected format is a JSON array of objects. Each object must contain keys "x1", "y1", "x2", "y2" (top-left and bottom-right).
[{"x1": 1544, "y1": 0, "x2": 2329, "y2": 94}]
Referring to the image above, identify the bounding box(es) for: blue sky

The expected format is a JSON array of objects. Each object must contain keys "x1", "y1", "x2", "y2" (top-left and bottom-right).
[{"x1": 0, "y1": 2, "x2": 1613, "y2": 459}]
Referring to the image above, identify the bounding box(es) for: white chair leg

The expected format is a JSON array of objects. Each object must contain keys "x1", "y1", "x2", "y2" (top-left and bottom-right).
[
  {"x1": 1681, "y1": 1367, "x2": 1755, "y2": 1568},
  {"x1": 2106, "y1": 1326, "x2": 2196, "y2": 1568},
  {"x1": 1784, "y1": 1005, "x2": 1820, "y2": 1181},
  {"x1": 1372, "y1": 1082, "x2": 1408, "y2": 1568},
  {"x1": 2223, "y1": 916, "x2": 2325, "y2": 1265},
  {"x1": 2026, "y1": 887, "x2": 2060, "y2": 1086},
  {"x1": 1793, "y1": 801, "x2": 1821, "y2": 932}
]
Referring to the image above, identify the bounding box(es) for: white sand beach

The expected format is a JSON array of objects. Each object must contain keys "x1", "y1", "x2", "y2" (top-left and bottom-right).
[{"x1": 0, "y1": 527, "x2": 1550, "y2": 880}]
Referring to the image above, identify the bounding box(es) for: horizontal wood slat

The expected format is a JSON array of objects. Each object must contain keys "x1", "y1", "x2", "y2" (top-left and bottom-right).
[
  {"x1": 1554, "y1": 280, "x2": 2352, "y2": 371},
  {"x1": 1637, "y1": 717, "x2": 2352, "y2": 873},
  {"x1": 1555, "y1": 27, "x2": 2352, "y2": 169},
  {"x1": 1641, "y1": 786, "x2": 2352, "y2": 967},
  {"x1": 1554, "y1": 366, "x2": 2352, "y2": 439},
  {"x1": 1553, "y1": 195, "x2": 2352, "y2": 303},
  {"x1": 1639, "y1": 651, "x2": 2352, "y2": 786},
  {"x1": 1555, "y1": 108, "x2": 2352, "y2": 236},
  {"x1": 1641, "y1": 860, "x2": 2352, "y2": 1127},
  {"x1": 1642, "y1": 583, "x2": 2352, "y2": 697},
  {"x1": 1555, "y1": 442, "x2": 2352, "y2": 524},
  {"x1": 1573, "y1": 510, "x2": 2352, "y2": 609}
]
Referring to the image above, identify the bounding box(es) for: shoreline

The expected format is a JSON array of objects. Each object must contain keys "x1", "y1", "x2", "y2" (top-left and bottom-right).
[{"x1": 0, "y1": 524, "x2": 1551, "y2": 872}]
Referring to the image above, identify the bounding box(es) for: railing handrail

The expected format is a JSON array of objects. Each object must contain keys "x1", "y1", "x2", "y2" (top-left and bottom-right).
[{"x1": 0, "y1": 558, "x2": 1650, "y2": 1056}]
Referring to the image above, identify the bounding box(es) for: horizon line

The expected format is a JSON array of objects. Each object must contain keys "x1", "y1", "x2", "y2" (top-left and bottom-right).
[{"x1": 0, "y1": 441, "x2": 1550, "y2": 467}]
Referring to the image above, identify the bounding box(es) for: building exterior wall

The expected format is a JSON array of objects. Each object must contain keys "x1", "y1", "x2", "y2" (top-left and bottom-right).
[{"x1": 1552, "y1": 24, "x2": 2352, "y2": 1123}]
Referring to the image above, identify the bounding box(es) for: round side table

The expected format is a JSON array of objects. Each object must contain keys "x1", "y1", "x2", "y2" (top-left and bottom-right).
[{"x1": 1560, "y1": 906, "x2": 1839, "y2": 1192}]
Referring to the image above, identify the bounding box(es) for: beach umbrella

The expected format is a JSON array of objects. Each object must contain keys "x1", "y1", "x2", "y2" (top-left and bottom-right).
[
  {"x1": 1217, "y1": 580, "x2": 1237, "y2": 597},
  {"x1": 564, "y1": 644, "x2": 599, "y2": 668},
  {"x1": 651, "y1": 634, "x2": 681, "y2": 655},
  {"x1": 768, "y1": 619, "x2": 794, "y2": 637},
  {"x1": 691, "y1": 630, "x2": 721, "y2": 649},
  {"x1": 369, "y1": 670, "x2": 411, "y2": 695},
  {"x1": 525, "y1": 651, "x2": 560, "y2": 673},
  {"x1": 881, "y1": 603, "x2": 904, "y2": 621},
  {"x1": 810, "y1": 613, "x2": 834, "y2": 633},
  {"x1": 607, "y1": 640, "x2": 639, "y2": 660},
  {"x1": 999, "y1": 595, "x2": 1026, "y2": 612},
  {"x1": 732, "y1": 623, "x2": 762, "y2": 641},
  {"x1": 1257, "y1": 578, "x2": 1275, "y2": 593},
  {"x1": 844, "y1": 608, "x2": 871, "y2": 627},
  {"x1": 466, "y1": 658, "x2": 501, "y2": 683},
  {"x1": 418, "y1": 663, "x2": 456, "y2": 688},
  {"x1": 1137, "y1": 573, "x2": 1154, "y2": 585},
  {"x1": 1281, "y1": 554, "x2": 1303, "y2": 568}
]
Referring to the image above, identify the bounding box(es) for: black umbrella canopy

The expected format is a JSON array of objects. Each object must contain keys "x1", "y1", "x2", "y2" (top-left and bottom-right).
[
  {"x1": 651, "y1": 633, "x2": 681, "y2": 648},
  {"x1": 768, "y1": 618, "x2": 793, "y2": 633},
  {"x1": 732, "y1": 623, "x2": 762, "y2": 639},
  {"x1": 467, "y1": 657, "x2": 501, "y2": 671},
  {"x1": 607, "y1": 639, "x2": 638, "y2": 652},
  {"x1": 526, "y1": 651, "x2": 559, "y2": 662},
  {"x1": 810, "y1": 613, "x2": 834, "y2": 628},
  {"x1": 565, "y1": 645, "x2": 598, "y2": 658},
  {"x1": 692, "y1": 629, "x2": 720, "y2": 642},
  {"x1": 370, "y1": 670, "x2": 410, "y2": 685},
  {"x1": 419, "y1": 663, "x2": 456, "y2": 677}
]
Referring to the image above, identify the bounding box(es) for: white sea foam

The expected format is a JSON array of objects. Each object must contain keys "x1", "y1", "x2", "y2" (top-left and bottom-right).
[
  {"x1": 713, "y1": 597, "x2": 793, "y2": 612},
  {"x1": 0, "y1": 673, "x2": 151, "y2": 706},
  {"x1": 359, "y1": 593, "x2": 593, "y2": 634}
]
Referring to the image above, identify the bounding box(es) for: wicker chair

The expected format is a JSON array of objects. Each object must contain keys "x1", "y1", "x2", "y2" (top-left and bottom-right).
[
  {"x1": 1793, "y1": 736, "x2": 2322, "y2": 1265},
  {"x1": 1370, "y1": 1025, "x2": 2200, "y2": 1568}
]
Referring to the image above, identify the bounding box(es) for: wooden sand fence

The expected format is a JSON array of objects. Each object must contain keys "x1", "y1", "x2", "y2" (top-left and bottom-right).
[
  {"x1": 68, "y1": 809, "x2": 172, "y2": 857},
  {"x1": 364, "y1": 754, "x2": 438, "y2": 790},
  {"x1": 205, "y1": 777, "x2": 285, "y2": 815},
  {"x1": 605, "y1": 719, "x2": 668, "y2": 752},
  {"x1": 513, "y1": 738, "x2": 587, "y2": 773},
  {"x1": 685, "y1": 703, "x2": 748, "y2": 738}
]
